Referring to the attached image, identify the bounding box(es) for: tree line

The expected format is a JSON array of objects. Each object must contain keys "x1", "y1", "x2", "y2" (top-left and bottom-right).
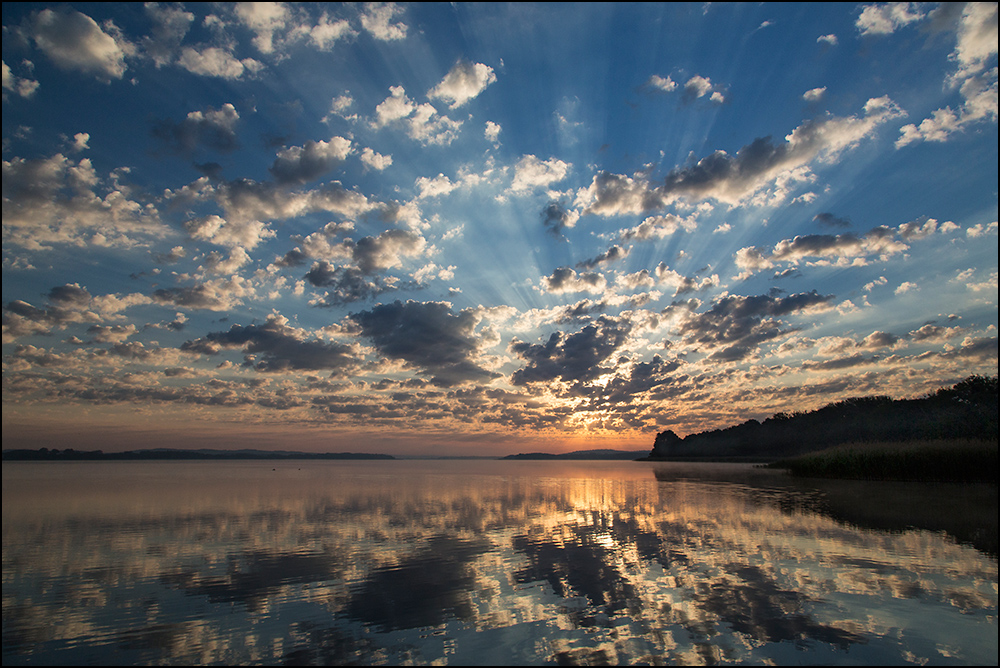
[{"x1": 649, "y1": 375, "x2": 998, "y2": 460}]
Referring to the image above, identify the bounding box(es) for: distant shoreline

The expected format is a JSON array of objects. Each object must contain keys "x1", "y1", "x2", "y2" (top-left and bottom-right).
[{"x1": 1, "y1": 448, "x2": 394, "y2": 461}]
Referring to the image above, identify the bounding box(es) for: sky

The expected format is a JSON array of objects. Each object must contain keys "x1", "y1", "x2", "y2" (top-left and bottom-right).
[{"x1": 2, "y1": 2, "x2": 997, "y2": 457}]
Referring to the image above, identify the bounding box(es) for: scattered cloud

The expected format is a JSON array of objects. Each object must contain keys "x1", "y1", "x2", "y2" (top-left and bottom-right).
[
  {"x1": 428, "y1": 61, "x2": 496, "y2": 109},
  {"x1": 28, "y1": 8, "x2": 133, "y2": 80}
]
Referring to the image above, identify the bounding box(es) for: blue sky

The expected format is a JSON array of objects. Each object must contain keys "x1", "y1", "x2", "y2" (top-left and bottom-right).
[{"x1": 2, "y1": 2, "x2": 997, "y2": 456}]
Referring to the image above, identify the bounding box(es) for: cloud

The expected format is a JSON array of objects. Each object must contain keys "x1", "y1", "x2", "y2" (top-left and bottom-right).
[
  {"x1": 349, "y1": 300, "x2": 500, "y2": 386},
  {"x1": 142, "y1": 2, "x2": 195, "y2": 67},
  {"x1": 181, "y1": 313, "x2": 359, "y2": 373},
  {"x1": 304, "y1": 12, "x2": 356, "y2": 50},
  {"x1": 734, "y1": 227, "x2": 911, "y2": 279},
  {"x1": 658, "y1": 97, "x2": 905, "y2": 206},
  {"x1": 269, "y1": 137, "x2": 352, "y2": 184},
  {"x1": 300, "y1": 228, "x2": 428, "y2": 305},
  {"x1": 373, "y1": 86, "x2": 463, "y2": 145},
  {"x1": 966, "y1": 221, "x2": 999, "y2": 237},
  {"x1": 179, "y1": 177, "x2": 379, "y2": 225},
  {"x1": 817, "y1": 34, "x2": 838, "y2": 45},
  {"x1": 647, "y1": 74, "x2": 677, "y2": 92},
  {"x1": 29, "y1": 8, "x2": 132, "y2": 80},
  {"x1": 485, "y1": 121, "x2": 501, "y2": 144},
  {"x1": 360, "y1": 147, "x2": 392, "y2": 170},
  {"x1": 576, "y1": 245, "x2": 629, "y2": 270},
  {"x1": 813, "y1": 212, "x2": 851, "y2": 228},
  {"x1": 510, "y1": 155, "x2": 572, "y2": 193},
  {"x1": 152, "y1": 276, "x2": 257, "y2": 311},
  {"x1": 184, "y1": 215, "x2": 275, "y2": 249},
  {"x1": 415, "y1": 174, "x2": 459, "y2": 199},
  {"x1": 671, "y1": 290, "x2": 835, "y2": 362},
  {"x1": 233, "y1": 1, "x2": 291, "y2": 54},
  {"x1": 2, "y1": 60, "x2": 40, "y2": 99},
  {"x1": 510, "y1": 316, "x2": 632, "y2": 386},
  {"x1": 335, "y1": 229, "x2": 428, "y2": 274},
  {"x1": 2, "y1": 153, "x2": 166, "y2": 250},
  {"x1": 895, "y1": 281, "x2": 918, "y2": 294},
  {"x1": 683, "y1": 75, "x2": 724, "y2": 102},
  {"x1": 896, "y1": 2, "x2": 998, "y2": 148},
  {"x1": 177, "y1": 46, "x2": 262, "y2": 80},
  {"x1": 540, "y1": 267, "x2": 607, "y2": 294},
  {"x1": 151, "y1": 103, "x2": 241, "y2": 155},
  {"x1": 428, "y1": 61, "x2": 496, "y2": 109},
  {"x1": 618, "y1": 213, "x2": 699, "y2": 240},
  {"x1": 803, "y1": 86, "x2": 827, "y2": 102},
  {"x1": 360, "y1": 2, "x2": 408, "y2": 41},
  {"x1": 576, "y1": 99, "x2": 905, "y2": 215},
  {"x1": 540, "y1": 202, "x2": 580, "y2": 238},
  {"x1": 856, "y1": 2, "x2": 926, "y2": 36}
]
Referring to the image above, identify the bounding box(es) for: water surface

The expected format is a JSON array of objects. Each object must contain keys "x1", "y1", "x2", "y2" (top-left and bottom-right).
[{"x1": 2, "y1": 460, "x2": 997, "y2": 665}]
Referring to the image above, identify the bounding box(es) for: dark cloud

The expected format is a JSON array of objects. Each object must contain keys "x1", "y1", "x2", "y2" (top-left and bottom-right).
[
  {"x1": 349, "y1": 300, "x2": 500, "y2": 387},
  {"x1": 269, "y1": 138, "x2": 351, "y2": 185},
  {"x1": 813, "y1": 212, "x2": 852, "y2": 228},
  {"x1": 541, "y1": 202, "x2": 574, "y2": 238},
  {"x1": 151, "y1": 104, "x2": 240, "y2": 155},
  {"x1": 675, "y1": 290, "x2": 835, "y2": 362},
  {"x1": 576, "y1": 245, "x2": 629, "y2": 270},
  {"x1": 510, "y1": 316, "x2": 632, "y2": 386},
  {"x1": 47, "y1": 283, "x2": 92, "y2": 308},
  {"x1": 305, "y1": 262, "x2": 396, "y2": 306},
  {"x1": 180, "y1": 315, "x2": 358, "y2": 374},
  {"x1": 540, "y1": 267, "x2": 606, "y2": 294}
]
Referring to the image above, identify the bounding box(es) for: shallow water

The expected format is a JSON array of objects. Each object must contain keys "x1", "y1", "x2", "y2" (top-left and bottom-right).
[{"x1": 2, "y1": 459, "x2": 997, "y2": 665}]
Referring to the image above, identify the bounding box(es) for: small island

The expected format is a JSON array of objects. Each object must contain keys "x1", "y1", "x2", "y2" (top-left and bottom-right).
[{"x1": 643, "y1": 374, "x2": 998, "y2": 482}]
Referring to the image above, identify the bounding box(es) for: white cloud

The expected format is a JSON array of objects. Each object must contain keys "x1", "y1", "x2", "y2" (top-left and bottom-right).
[
  {"x1": 234, "y1": 1, "x2": 290, "y2": 54},
  {"x1": 177, "y1": 46, "x2": 263, "y2": 80},
  {"x1": 360, "y1": 147, "x2": 392, "y2": 170},
  {"x1": 895, "y1": 280, "x2": 918, "y2": 294},
  {"x1": 713, "y1": 223, "x2": 731, "y2": 234},
  {"x1": 685, "y1": 75, "x2": 714, "y2": 98},
  {"x1": 2, "y1": 60, "x2": 40, "y2": 98},
  {"x1": 817, "y1": 34, "x2": 838, "y2": 45},
  {"x1": 70, "y1": 132, "x2": 90, "y2": 153},
  {"x1": 803, "y1": 86, "x2": 827, "y2": 101},
  {"x1": 856, "y1": 2, "x2": 926, "y2": 36},
  {"x1": 30, "y1": 8, "x2": 132, "y2": 80},
  {"x1": 896, "y1": 3, "x2": 998, "y2": 148},
  {"x1": 510, "y1": 155, "x2": 571, "y2": 193},
  {"x1": 966, "y1": 221, "x2": 999, "y2": 237},
  {"x1": 648, "y1": 74, "x2": 677, "y2": 92},
  {"x1": 184, "y1": 215, "x2": 275, "y2": 249},
  {"x1": 415, "y1": 174, "x2": 459, "y2": 199},
  {"x1": 374, "y1": 85, "x2": 414, "y2": 126},
  {"x1": 485, "y1": 121, "x2": 501, "y2": 144},
  {"x1": 306, "y1": 13, "x2": 356, "y2": 50},
  {"x1": 428, "y1": 61, "x2": 496, "y2": 109},
  {"x1": 2, "y1": 153, "x2": 166, "y2": 249},
  {"x1": 360, "y1": 2, "x2": 408, "y2": 41}
]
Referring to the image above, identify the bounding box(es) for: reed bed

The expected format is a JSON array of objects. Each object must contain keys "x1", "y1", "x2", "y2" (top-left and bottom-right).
[{"x1": 771, "y1": 438, "x2": 998, "y2": 482}]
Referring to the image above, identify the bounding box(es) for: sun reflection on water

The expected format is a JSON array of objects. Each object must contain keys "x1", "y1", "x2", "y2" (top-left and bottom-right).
[{"x1": 2, "y1": 460, "x2": 997, "y2": 665}]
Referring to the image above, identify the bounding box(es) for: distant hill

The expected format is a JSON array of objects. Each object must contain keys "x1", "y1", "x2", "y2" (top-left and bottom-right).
[
  {"x1": 646, "y1": 374, "x2": 998, "y2": 461},
  {"x1": 503, "y1": 449, "x2": 651, "y2": 460},
  {"x1": 1, "y1": 448, "x2": 394, "y2": 461}
]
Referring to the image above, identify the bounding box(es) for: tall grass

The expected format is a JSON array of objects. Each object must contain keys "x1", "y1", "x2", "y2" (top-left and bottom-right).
[{"x1": 771, "y1": 438, "x2": 998, "y2": 482}]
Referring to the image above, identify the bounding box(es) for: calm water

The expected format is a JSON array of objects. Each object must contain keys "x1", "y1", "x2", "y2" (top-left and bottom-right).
[{"x1": 2, "y1": 460, "x2": 997, "y2": 666}]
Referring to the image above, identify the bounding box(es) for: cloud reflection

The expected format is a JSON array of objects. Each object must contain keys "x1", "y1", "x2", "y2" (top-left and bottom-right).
[{"x1": 2, "y1": 461, "x2": 996, "y2": 666}]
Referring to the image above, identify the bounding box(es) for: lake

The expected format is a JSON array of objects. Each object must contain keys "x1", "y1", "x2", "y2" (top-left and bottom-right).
[{"x1": 2, "y1": 459, "x2": 997, "y2": 665}]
